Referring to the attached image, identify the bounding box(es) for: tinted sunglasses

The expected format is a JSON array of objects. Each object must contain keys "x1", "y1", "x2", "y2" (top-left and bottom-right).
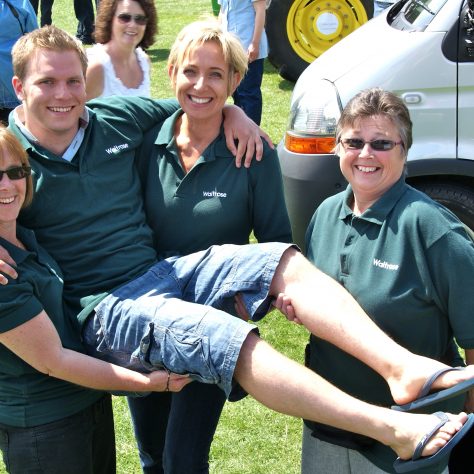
[
  {"x1": 340, "y1": 138, "x2": 403, "y2": 151},
  {"x1": 116, "y1": 13, "x2": 148, "y2": 25},
  {"x1": 0, "y1": 166, "x2": 31, "y2": 181}
]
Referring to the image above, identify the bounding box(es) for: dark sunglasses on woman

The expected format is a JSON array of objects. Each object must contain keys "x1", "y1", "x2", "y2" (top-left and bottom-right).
[
  {"x1": 116, "y1": 13, "x2": 148, "y2": 25},
  {"x1": 0, "y1": 166, "x2": 31, "y2": 181}
]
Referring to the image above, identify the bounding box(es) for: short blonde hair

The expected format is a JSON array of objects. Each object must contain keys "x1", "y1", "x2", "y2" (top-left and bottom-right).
[
  {"x1": 12, "y1": 25, "x2": 88, "y2": 81},
  {"x1": 168, "y1": 19, "x2": 248, "y2": 95},
  {"x1": 0, "y1": 127, "x2": 33, "y2": 207}
]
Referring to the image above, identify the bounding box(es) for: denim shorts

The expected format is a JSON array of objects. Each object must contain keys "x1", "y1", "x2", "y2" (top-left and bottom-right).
[{"x1": 83, "y1": 243, "x2": 294, "y2": 398}]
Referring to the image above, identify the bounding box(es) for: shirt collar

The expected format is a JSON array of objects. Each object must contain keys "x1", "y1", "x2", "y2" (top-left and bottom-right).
[
  {"x1": 339, "y1": 176, "x2": 408, "y2": 224},
  {"x1": 13, "y1": 105, "x2": 90, "y2": 161},
  {"x1": 155, "y1": 109, "x2": 230, "y2": 162}
]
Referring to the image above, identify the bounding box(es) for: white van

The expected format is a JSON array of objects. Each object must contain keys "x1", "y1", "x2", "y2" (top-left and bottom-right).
[{"x1": 278, "y1": 0, "x2": 474, "y2": 249}]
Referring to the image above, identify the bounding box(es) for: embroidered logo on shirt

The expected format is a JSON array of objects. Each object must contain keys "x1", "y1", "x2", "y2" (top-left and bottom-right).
[
  {"x1": 203, "y1": 190, "x2": 227, "y2": 198},
  {"x1": 373, "y1": 258, "x2": 399, "y2": 271},
  {"x1": 105, "y1": 143, "x2": 129, "y2": 154}
]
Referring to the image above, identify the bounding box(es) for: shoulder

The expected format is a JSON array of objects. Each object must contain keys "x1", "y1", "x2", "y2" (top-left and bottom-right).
[
  {"x1": 244, "y1": 141, "x2": 282, "y2": 177},
  {"x1": 136, "y1": 47, "x2": 149, "y2": 62},
  {"x1": 85, "y1": 61, "x2": 105, "y2": 100},
  {"x1": 395, "y1": 184, "x2": 465, "y2": 244},
  {"x1": 317, "y1": 191, "x2": 346, "y2": 214},
  {"x1": 307, "y1": 192, "x2": 345, "y2": 232},
  {"x1": 398, "y1": 185, "x2": 456, "y2": 223}
]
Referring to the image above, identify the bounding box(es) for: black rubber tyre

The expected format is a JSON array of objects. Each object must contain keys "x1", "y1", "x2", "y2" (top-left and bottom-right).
[
  {"x1": 267, "y1": 0, "x2": 374, "y2": 82},
  {"x1": 414, "y1": 181, "x2": 474, "y2": 230}
]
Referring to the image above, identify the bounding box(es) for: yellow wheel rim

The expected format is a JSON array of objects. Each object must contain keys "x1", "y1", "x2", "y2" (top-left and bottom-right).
[{"x1": 287, "y1": 0, "x2": 370, "y2": 62}]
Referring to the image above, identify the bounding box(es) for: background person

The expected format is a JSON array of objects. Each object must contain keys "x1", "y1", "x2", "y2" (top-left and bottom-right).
[
  {"x1": 74, "y1": 0, "x2": 95, "y2": 45},
  {"x1": 86, "y1": 0, "x2": 156, "y2": 99},
  {"x1": 218, "y1": 0, "x2": 267, "y2": 125},
  {"x1": 0, "y1": 125, "x2": 189, "y2": 474},
  {"x1": 129, "y1": 19, "x2": 292, "y2": 473},
  {"x1": 301, "y1": 88, "x2": 474, "y2": 474},
  {"x1": 0, "y1": 0, "x2": 37, "y2": 125},
  {"x1": 29, "y1": 0, "x2": 53, "y2": 26}
]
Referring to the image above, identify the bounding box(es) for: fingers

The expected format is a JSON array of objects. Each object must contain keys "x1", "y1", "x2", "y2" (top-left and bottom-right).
[
  {"x1": 224, "y1": 128, "x2": 239, "y2": 164},
  {"x1": 259, "y1": 129, "x2": 274, "y2": 150},
  {"x1": 0, "y1": 259, "x2": 18, "y2": 285},
  {"x1": 167, "y1": 373, "x2": 192, "y2": 392},
  {"x1": 273, "y1": 293, "x2": 300, "y2": 323},
  {"x1": 149, "y1": 370, "x2": 191, "y2": 393},
  {"x1": 243, "y1": 135, "x2": 263, "y2": 168},
  {"x1": 234, "y1": 137, "x2": 247, "y2": 168}
]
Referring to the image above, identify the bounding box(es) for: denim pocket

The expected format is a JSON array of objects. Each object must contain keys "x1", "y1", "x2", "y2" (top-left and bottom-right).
[{"x1": 136, "y1": 322, "x2": 218, "y2": 384}]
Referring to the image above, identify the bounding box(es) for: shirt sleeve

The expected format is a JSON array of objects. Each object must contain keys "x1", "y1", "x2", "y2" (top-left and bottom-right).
[
  {"x1": 88, "y1": 97, "x2": 180, "y2": 134},
  {"x1": 248, "y1": 145, "x2": 293, "y2": 243},
  {"x1": 427, "y1": 227, "x2": 474, "y2": 348},
  {"x1": 0, "y1": 279, "x2": 43, "y2": 333}
]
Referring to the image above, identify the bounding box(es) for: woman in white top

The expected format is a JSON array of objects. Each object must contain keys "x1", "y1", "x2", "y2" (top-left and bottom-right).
[{"x1": 85, "y1": 0, "x2": 156, "y2": 99}]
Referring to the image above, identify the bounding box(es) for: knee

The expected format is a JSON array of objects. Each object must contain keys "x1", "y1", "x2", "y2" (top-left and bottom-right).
[{"x1": 270, "y1": 247, "x2": 309, "y2": 293}]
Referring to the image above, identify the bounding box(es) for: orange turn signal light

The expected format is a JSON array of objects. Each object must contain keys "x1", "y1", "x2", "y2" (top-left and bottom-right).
[{"x1": 285, "y1": 133, "x2": 336, "y2": 155}]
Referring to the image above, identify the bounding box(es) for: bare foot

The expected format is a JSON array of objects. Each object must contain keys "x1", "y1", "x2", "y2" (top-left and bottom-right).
[
  {"x1": 386, "y1": 354, "x2": 474, "y2": 405},
  {"x1": 388, "y1": 411, "x2": 467, "y2": 461}
]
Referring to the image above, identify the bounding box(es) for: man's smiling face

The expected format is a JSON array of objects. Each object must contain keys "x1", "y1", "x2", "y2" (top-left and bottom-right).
[{"x1": 13, "y1": 48, "x2": 87, "y2": 143}]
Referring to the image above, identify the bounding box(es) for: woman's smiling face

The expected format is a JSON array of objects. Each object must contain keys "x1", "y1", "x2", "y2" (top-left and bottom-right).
[{"x1": 339, "y1": 115, "x2": 406, "y2": 211}]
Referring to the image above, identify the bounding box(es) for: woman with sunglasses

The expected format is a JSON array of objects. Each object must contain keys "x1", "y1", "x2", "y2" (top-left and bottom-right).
[
  {"x1": 0, "y1": 125, "x2": 190, "y2": 474},
  {"x1": 85, "y1": 0, "x2": 156, "y2": 100},
  {"x1": 299, "y1": 88, "x2": 474, "y2": 473}
]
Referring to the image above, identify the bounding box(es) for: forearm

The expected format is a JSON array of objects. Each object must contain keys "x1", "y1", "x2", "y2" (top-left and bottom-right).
[
  {"x1": 1, "y1": 311, "x2": 154, "y2": 392},
  {"x1": 45, "y1": 347, "x2": 154, "y2": 392},
  {"x1": 251, "y1": 1, "x2": 266, "y2": 49}
]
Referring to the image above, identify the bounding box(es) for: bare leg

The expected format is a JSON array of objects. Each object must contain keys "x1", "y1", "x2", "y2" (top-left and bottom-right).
[
  {"x1": 234, "y1": 332, "x2": 467, "y2": 460},
  {"x1": 269, "y1": 248, "x2": 474, "y2": 404}
]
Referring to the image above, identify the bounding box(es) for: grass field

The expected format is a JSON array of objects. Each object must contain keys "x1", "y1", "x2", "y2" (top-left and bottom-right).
[{"x1": 1, "y1": 1, "x2": 310, "y2": 473}]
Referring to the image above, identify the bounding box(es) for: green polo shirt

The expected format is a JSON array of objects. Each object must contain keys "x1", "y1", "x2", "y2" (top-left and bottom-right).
[
  {"x1": 136, "y1": 110, "x2": 292, "y2": 256},
  {"x1": 0, "y1": 227, "x2": 101, "y2": 427},
  {"x1": 10, "y1": 96, "x2": 179, "y2": 324},
  {"x1": 304, "y1": 177, "x2": 474, "y2": 471}
]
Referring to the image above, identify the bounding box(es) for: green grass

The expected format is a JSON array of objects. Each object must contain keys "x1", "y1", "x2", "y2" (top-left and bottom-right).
[{"x1": 1, "y1": 1, "x2": 304, "y2": 473}]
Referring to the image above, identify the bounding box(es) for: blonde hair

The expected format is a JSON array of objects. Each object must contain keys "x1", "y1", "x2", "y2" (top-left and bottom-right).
[
  {"x1": 0, "y1": 127, "x2": 33, "y2": 207},
  {"x1": 168, "y1": 19, "x2": 248, "y2": 95},
  {"x1": 12, "y1": 25, "x2": 88, "y2": 81}
]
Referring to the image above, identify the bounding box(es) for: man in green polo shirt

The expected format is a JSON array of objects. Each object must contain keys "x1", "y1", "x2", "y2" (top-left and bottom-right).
[{"x1": 2, "y1": 25, "x2": 474, "y2": 474}]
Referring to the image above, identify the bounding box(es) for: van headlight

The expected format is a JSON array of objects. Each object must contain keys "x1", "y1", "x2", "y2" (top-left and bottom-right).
[{"x1": 284, "y1": 79, "x2": 341, "y2": 154}]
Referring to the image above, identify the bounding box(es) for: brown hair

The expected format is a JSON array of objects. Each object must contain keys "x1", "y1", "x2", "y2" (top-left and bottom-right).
[
  {"x1": 0, "y1": 127, "x2": 33, "y2": 207},
  {"x1": 336, "y1": 88, "x2": 413, "y2": 157},
  {"x1": 12, "y1": 25, "x2": 88, "y2": 81},
  {"x1": 94, "y1": 0, "x2": 158, "y2": 50}
]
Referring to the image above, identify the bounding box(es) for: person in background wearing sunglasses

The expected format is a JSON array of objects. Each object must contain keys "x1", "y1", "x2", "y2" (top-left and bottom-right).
[
  {"x1": 300, "y1": 88, "x2": 474, "y2": 474},
  {"x1": 0, "y1": 125, "x2": 191, "y2": 474},
  {"x1": 85, "y1": 0, "x2": 155, "y2": 100}
]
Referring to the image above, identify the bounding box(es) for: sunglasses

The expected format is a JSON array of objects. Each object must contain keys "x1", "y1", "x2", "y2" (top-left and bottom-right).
[
  {"x1": 116, "y1": 13, "x2": 148, "y2": 25},
  {"x1": 340, "y1": 138, "x2": 403, "y2": 151},
  {"x1": 0, "y1": 166, "x2": 31, "y2": 181}
]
